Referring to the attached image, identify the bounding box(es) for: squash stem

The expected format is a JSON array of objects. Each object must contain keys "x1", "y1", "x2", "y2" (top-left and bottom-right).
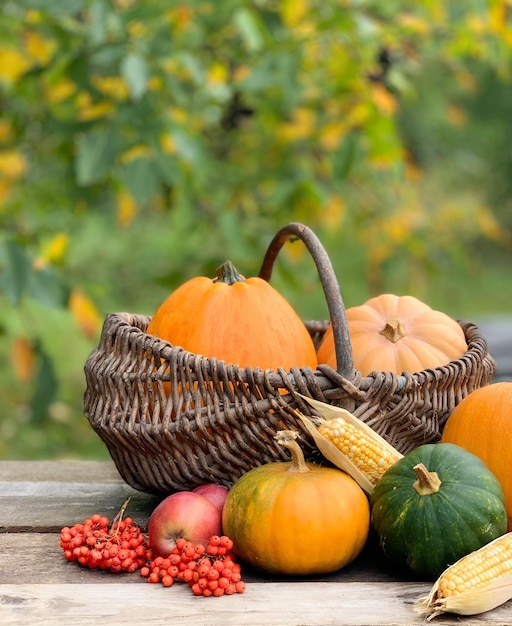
[
  {"x1": 380, "y1": 317, "x2": 406, "y2": 343},
  {"x1": 275, "y1": 430, "x2": 310, "y2": 473},
  {"x1": 412, "y1": 463, "x2": 442, "y2": 495},
  {"x1": 213, "y1": 260, "x2": 245, "y2": 285}
]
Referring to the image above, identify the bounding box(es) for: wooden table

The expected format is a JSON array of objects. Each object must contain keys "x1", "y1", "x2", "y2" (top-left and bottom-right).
[{"x1": 2, "y1": 460, "x2": 512, "y2": 625}]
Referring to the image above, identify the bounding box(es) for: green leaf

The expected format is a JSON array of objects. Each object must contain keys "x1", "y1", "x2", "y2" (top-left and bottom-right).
[
  {"x1": 119, "y1": 157, "x2": 160, "y2": 204},
  {"x1": 155, "y1": 152, "x2": 179, "y2": 186},
  {"x1": 30, "y1": 343, "x2": 58, "y2": 423},
  {"x1": 172, "y1": 128, "x2": 203, "y2": 164},
  {"x1": 75, "y1": 126, "x2": 119, "y2": 186},
  {"x1": 27, "y1": 266, "x2": 68, "y2": 308},
  {"x1": 233, "y1": 8, "x2": 264, "y2": 52},
  {"x1": 0, "y1": 241, "x2": 31, "y2": 305},
  {"x1": 120, "y1": 53, "x2": 148, "y2": 101},
  {"x1": 20, "y1": 0, "x2": 85, "y2": 15},
  {"x1": 334, "y1": 132, "x2": 358, "y2": 179},
  {"x1": 88, "y1": 0, "x2": 109, "y2": 46},
  {"x1": 175, "y1": 52, "x2": 204, "y2": 86}
]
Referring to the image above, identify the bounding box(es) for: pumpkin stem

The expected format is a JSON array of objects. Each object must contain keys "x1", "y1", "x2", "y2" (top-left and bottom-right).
[
  {"x1": 275, "y1": 430, "x2": 310, "y2": 474},
  {"x1": 412, "y1": 463, "x2": 442, "y2": 495},
  {"x1": 380, "y1": 316, "x2": 406, "y2": 343},
  {"x1": 213, "y1": 260, "x2": 245, "y2": 285}
]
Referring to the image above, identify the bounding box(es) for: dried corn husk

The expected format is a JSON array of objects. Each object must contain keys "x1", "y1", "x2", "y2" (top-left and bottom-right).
[
  {"x1": 296, "y1": 394, "x2": 403, "y2": 494},
  {"x1": 414, "y1": 532, "x2": 512, "y2": 620}
]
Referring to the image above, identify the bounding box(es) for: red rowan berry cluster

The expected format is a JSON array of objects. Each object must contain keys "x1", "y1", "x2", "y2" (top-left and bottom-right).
[
  {"x1": 141, "y1": 535, "x2": 246, "y2": 597},
  {"x1": 60, "y1": 511, "x2": 149, "y2": 573}
]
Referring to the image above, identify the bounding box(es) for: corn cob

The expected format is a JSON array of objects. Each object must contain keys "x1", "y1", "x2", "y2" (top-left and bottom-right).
[
  {"x1": 414, "y1": 532, "x2": 512, "y2": 620},
  {"x1": 316, "y1": 415, "x2": 402, "y2": 486},
  {"x1": 296, "y1": 395, "x2": 403, "y2": 494}
]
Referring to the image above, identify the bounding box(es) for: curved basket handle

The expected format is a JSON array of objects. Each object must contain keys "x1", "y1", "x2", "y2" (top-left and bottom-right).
[{"x1": 258, "y1": 222, "x2": 354, "y2": 379}]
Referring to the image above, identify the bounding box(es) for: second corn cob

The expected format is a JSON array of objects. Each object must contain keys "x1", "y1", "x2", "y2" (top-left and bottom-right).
[{"x1": 414, "y1": 531, "x2": 512, "y2": 620}]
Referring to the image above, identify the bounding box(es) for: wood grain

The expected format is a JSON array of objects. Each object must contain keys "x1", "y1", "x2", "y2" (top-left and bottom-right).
[
  {"x1": 0, "y1": 533, "x2": 408, "y2": 585},
  {"x1": 0, "y1": 461, "x2": 158, "y2": 531},
  {"x1": 0, "y1": 581, "x2": 492, "y2": 626},
  {"x1": 2, "y1": 458, "x2": 512, "y2": 625}
]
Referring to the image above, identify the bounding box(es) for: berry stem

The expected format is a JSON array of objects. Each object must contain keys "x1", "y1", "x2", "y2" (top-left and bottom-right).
[{"x1": 110, "y1": 496, "x2": 132, "y2": 536}]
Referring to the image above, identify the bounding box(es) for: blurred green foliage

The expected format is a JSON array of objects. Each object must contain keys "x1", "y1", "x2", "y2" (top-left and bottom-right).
[{"x1": 1, "y1": 0, "x2": 511, "y2": 459}]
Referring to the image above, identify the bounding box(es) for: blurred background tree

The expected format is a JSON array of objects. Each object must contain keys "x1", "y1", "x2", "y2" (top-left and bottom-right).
[{"x1": 1, "y1": 0, "x2": 511, "y2": 459}]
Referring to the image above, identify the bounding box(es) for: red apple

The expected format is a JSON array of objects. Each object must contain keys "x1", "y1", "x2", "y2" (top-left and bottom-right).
[
  {"x1": 192, "y1": 484, "x2": 229, "y2": 513},
  {"x1": 148, "y1": 491, "x2": 222, "y2": 557}
]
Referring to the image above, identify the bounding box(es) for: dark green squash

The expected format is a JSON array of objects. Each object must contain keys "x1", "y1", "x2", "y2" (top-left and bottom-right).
[{"x1": 370, "y1": 443, "x2": 507, "y2": 580}]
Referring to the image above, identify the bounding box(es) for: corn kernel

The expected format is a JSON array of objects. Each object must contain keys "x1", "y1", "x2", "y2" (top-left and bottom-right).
[
  {"x1": 317, "y1": 417, "x2": 401, "y2": 486},
  {"x1": 415, "y1": 532, "x2": 512, "y2": 620}
]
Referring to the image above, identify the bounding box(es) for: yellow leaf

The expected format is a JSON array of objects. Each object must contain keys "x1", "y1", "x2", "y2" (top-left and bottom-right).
[
  {"x1": 116, "y1": 189, "x2": 138, "y2": 226},
  {"x1": 128, "y1": 20, "x2": 147, "y2": 38},
  {"x1": 347, "y1": 101, "x2": 372, "y2": 127},
  {"x1": 207, "y1": 62, "x2": 228, "y2": 85},
  {"x1": 490, "y1": 0, "x2": 509, "y2": 34},
  {"x1": 0, "y1": 120, "x2": 12, "y2": 143},
  {"x1": 281, "y1": 0, "x2": 308, "y2": 27},
  {"x1": 76, "y1": 92, "x2": 115, "y2": 121},
  {"x1": 397, "y1": 13, "x2": 431, "y2": 34},
  {"x1": 0, "y1": 46, "x2": 31, "y2": 83},
  {"x1": 90, "y1": 75, "x2": 129, "y2": 100},
  {"x1": 11, "y1": 337, "x2": 35, "y2": 383},
  {"x1": 45, "y1": 78, "x2": 76, "y2": 104},
  {"x1": 319, "y1": 120, "x2": 347, "y2": 151},
  {"x1": 160, "y1": 134, "x2": 176, "y2": 155},
  {"x1": 405, "y1": 151, "x2": 422, "y2": 182},
  {"x1": 36, "y1": 233, "x2": 69, "y2": 267},
  {"x1": 25, "y1": 10, "x2": 43, "y2": 24},
  {"x1": 69, "y1": 289, "x2": 102, "y2": 340},
  {"x1": 446, "y1": 103, "x2": 466, "y2": 127},
  {"x1": 0, "y1": 150, "x2": 27, "y2": 179},
  {"x1": 372, "y1": 83, "x2": 398, "y2": 115},
  {"x1": 24, "y1": 30, "x2": 56, "y2": 66},
  {"x1": 169, "y1": 107, "x2": 187, "y2": 124},
  {"x1": 114, "y1": 0, "x2": 136, "y2": 10},
  {"x1": 0, "y1": 180, "x2": 10, "y2": 202},
  {"x1": 324, "y1": 194, "x2": 346, "y2": 229},
  {"x1": 166, "y1": 6, "x2": 194, "y2": 30},
  {"x1": 232, "y1": 65, "x2": 251, "y2": 83},
  {"x1": 279, "y1": 108, "x2": 316, "y2": 142},
  {"x1": 453, "y1": 68, "x2": 478, "y2": 93},
  {"x1": 148, "y1": 76, "x2": 163, "y2": 91},
  {"x1": 119, "y1": 144, "x2": 153, "y2": 164},
  {"x1": 283, "y1": 241, "x2": 306, "y2": 263},
  {"x1": 476, "y1": 206, "x2": 511, "y2": 243}
]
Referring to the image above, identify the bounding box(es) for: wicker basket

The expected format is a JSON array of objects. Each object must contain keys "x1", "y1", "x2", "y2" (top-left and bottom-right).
[{"x1": 84, "y1": 222, "x2": 495, "y2": 495}]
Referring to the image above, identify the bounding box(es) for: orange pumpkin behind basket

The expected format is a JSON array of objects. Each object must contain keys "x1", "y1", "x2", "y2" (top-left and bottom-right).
[{"x1": 317, "y1": 294, "x2": 467, "y2": 375}]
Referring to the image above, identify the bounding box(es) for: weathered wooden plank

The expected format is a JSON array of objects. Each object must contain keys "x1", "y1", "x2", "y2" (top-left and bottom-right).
[
  {"x1": 0, "y1": 461, "x2": 411, "y2": 586},
  {"x1": 0, "y1": 461, "x2": 158, "y2": 531},
  {"x1": 4, "y1": 581, "x2": 510, "y2": 626},
  {"x1": 0, "y1": 481, "x2": 158, "y2": 532},
  {"x1": 0, "y1": 461, "x2": 122, "y2": 483},
  {"x1": 0, "y1": 533, "x2": 406, "y2": 585}
]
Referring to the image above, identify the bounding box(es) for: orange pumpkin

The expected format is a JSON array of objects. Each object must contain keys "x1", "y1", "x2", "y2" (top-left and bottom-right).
[
  {"x1": 317, "y1": 294, "x2": 467, "y2": 375},
  {"x1": 147, "y1": 260, "x2": 318, "y2": 371},
  {"x1": 441, "y1": 382, "x2": 512, "y2": 530},
  {"x1": 222, "y1": 430, "x2": 370, "y2": 575}
]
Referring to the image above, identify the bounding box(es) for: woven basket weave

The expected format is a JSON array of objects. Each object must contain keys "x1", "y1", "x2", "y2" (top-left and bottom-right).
[{"x1": 84, "y1": 222, "x2": 495, "y2": 495}]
